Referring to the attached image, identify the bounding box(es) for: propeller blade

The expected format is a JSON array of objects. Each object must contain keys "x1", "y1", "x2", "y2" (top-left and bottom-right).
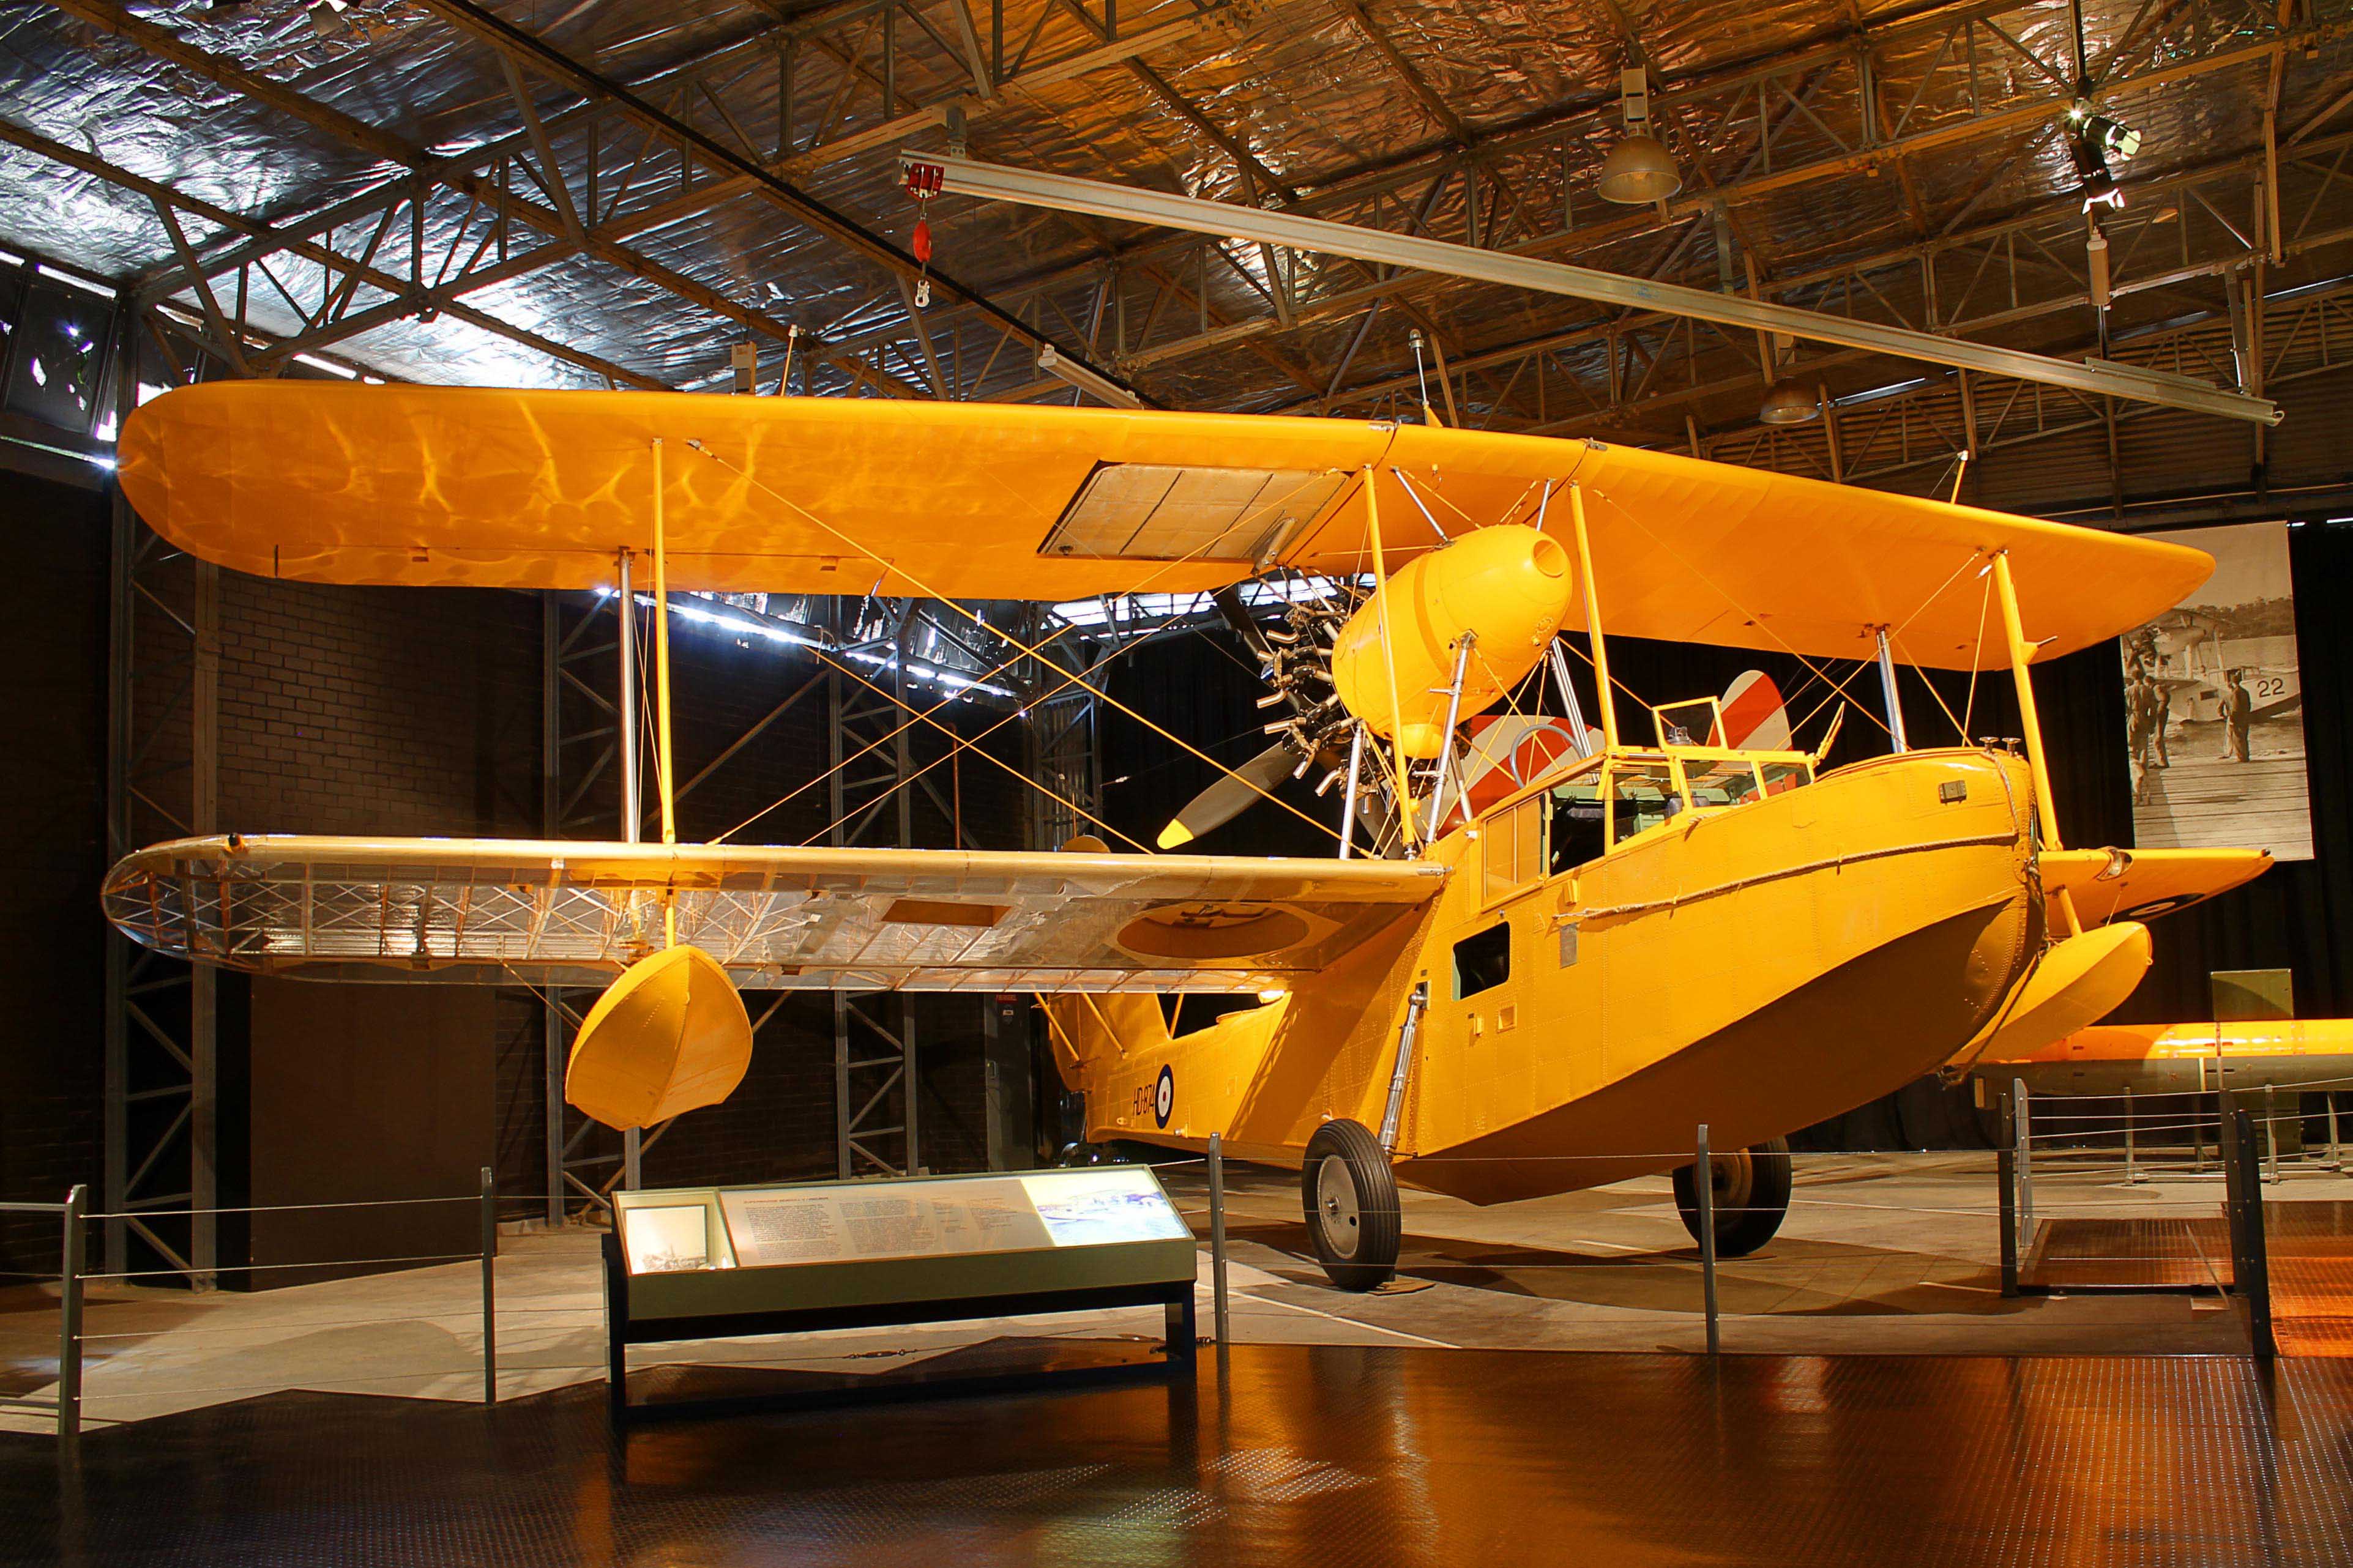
[
  {"x1": 1210, "y1": 584, "x2": 1274, "y2": 664},
  {"x1": 1158, "y1": 740, "x2": 1307, "y2": 849}
]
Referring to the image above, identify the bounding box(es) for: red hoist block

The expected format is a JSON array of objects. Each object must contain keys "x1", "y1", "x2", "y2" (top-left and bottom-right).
[
  {"x1": 903, "y1": 161, "x2": 946, "y2": 199},
  {"x1": 912, "y1": 217, "x2": 934, "y2": 266}
]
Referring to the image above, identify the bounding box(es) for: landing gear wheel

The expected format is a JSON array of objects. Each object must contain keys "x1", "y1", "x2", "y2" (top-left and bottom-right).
[
  {"x1": 1302, "y1": 1119, "x2": 1401, "y2": 1291},
  {"x1": 1673, "y1": 1136, "x2": 1793, "y2": 1257}
]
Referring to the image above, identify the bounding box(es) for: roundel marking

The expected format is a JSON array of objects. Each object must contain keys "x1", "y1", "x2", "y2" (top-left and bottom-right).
[{"x1": 1154, "y1": 1065, "x2": 1175, "y2": 1129}]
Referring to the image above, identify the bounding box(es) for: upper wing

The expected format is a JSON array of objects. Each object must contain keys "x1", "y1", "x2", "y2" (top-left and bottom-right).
[
  {"x1": 1499, "y1": 439, "x2": 2211, "y2": 671},
  {"x1": 121, "y1": 384, "x2": 2210, "y2": 669},
  {"x1": 102, "y1": 835, "x2": 1445, "y2": 993}
]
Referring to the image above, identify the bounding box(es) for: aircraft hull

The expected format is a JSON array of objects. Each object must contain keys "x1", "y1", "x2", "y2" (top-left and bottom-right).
[
  {"x1": 1394, "y1": 749, "x2": 2042, "y2": 1204},
  {"x1": 1086, "y1": 748, "x2": 2045, "y2": 1202},
  {"x1": 1396, "y1": 898, "x2": 2034, "y2": 1202}
]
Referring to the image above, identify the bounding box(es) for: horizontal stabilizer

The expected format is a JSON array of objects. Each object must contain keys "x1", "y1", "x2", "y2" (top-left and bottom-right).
[{"x1": 2039, "y1": 845, "x2": 2270, "y2": 928}]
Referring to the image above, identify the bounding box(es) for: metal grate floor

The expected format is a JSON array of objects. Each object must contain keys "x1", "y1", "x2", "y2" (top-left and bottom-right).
[
  {"x1": 8, "y1": 1342, "x2": 2353, "y2": 1566},
  {"x1": 2024, "y1": 1216, "x2": 2235, "y2": 1291},
  {"x1": 2027, "y1": 1201, "x2": 2353, "y2": 1357}
]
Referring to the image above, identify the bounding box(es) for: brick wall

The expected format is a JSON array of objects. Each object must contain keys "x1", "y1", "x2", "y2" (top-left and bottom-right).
[
  {"x1": 212, "y1": 575, "x2": 542, "y2": 841},
  {"x1": 0, "y1": 473, "x2": 109, "y2": 1277}
]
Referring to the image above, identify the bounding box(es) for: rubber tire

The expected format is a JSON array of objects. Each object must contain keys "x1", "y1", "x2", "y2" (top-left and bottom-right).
[
  {"x1": 1672, "y1": 1136, "x2": 1794, "y2": 1257},
  {"x1": 1301, "y1": 1119, "x2": 1402, "y2": 1291}
]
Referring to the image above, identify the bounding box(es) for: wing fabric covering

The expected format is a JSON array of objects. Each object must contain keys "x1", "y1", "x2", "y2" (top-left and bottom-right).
[
  {"x1": 100, "y1": 835, "x2": 1447, "y2": 993},
  {"x1": 120, "y1": 384, "x2": 2211, "y2": 669}
]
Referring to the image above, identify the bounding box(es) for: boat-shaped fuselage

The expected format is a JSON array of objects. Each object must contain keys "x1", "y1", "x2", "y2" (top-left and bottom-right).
[{"x1": 1087, "y1": 743, "x2": 2043, "y2": 1203}]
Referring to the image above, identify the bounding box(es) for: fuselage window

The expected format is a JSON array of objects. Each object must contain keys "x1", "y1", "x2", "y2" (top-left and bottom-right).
[
  {"x1": 1549, "y1": 781, "x2": 1606, "y2": 874},
  {"x1": 1680, "y1": 759, "x2": 1762, "y2": 808},
  {"x1": 1483, "y1": 797, "x2": 1543, "y2": 902},
  {"x1": 1608, "y1": 762, "x2": 1682, "y2": 843},
  {"x1": 1759, "y1": 759, "x2": 1813, "y2": 797},
  {"x1": 1158, "y1": 994, "x2": 1258, "y2": 1035},
  {"x1": 1453, "y1": 923, "x2": 1512, "y2": 1000}
]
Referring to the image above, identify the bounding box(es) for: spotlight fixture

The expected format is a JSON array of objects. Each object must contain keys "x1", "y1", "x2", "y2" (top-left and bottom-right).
[
  {"x1": 2077, "y1": 111, "x2": 2142, "y2": 160},
  {"x1": 2065, "y1": 100, "x2": 2136, "y2": 212},
  {"x1": 1759, "y1": 377, "x2": 1819, "y2": 425},
  {"x1": 1596, "y1": 68, "x2": 1682, "y2": 206}
]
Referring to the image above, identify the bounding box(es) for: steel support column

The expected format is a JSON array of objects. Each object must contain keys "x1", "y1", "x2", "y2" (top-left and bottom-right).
[
  {"x1": 102, "y1": 302, "x2": 218, "y2": 1285},
  {"x1": 542, "y1": 586, "x2": 631, "y2": 1216},
  {"x1": 1022, "y1": 607, "x2": 1106, "y2": 855},
  {"x1": 829, "y1": 598, "x2": 922, "y2": 1179},
  {"x1": 539, "y1": 596, "x2": 565, "y2": 1227}
]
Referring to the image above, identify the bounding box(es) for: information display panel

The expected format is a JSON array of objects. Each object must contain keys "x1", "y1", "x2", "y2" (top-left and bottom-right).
[
  {"x1": 706, "y1": 1167, "x2": 1188, "y2": 1270},
  {"x1": 718, "y1": 1178, "x2": 1050, "y2": 1268},
  {"x1": 616, "y1": 1188, "x2": 737, "y2": 1275},
  {"x1": 611, "y1": 1166, "x2": 1197, "y2": 1323},
  {"x1": 602, "y1": 1166, "x2": 1201, "y2": 1419},
  {"x1": 1020, "y1": 1169, "x2": 1194, "y2": 1249}
]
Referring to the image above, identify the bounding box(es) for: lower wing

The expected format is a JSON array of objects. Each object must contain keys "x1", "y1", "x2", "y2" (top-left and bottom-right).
[{"x1": 102, "y1": 835, "x2": 1445, "y2": 993}]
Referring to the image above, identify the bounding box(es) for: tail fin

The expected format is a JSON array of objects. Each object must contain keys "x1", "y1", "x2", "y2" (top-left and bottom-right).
[
  {"x1": 1040, "y1": 992, "x2": 1171, "y2": 1092},
  {"x1": 1718, "y1": 669, "x2": 1791, "y2": 751}
]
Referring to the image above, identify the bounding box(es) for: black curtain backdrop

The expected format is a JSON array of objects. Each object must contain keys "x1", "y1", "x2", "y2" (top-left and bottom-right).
[{"x1": 1103, "y1": 518, "x2": 2353, "y2": 1150}]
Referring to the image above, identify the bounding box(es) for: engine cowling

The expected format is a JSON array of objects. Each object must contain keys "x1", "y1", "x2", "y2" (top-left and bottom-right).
[{"x1": 1329, "y1": 524, "x2": 1576, "y2": 757}]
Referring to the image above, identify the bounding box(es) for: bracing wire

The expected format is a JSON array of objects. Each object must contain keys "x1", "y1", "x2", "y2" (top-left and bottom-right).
[
  {"x1": 702, "y1": 483, "x2": 1333, "y2": 847},
  {"x1": 797, "y1": 636, "x2": 1158, "y2": 854},
  {"x1": 688, "y1": 440, "x2": 1346, "y2": 844}
]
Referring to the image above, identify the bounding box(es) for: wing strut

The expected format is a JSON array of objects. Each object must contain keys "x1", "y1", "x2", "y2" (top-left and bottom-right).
[
  {"x1": 1990, "y1": 551, "x2": 2083, "y2": 939},
  {"x1": 1362, "y1": 462, "x2": 1418, "y2": 852},
  {"x1": 1567, "y1": 485, "x2": 1619, "y2": 751}
]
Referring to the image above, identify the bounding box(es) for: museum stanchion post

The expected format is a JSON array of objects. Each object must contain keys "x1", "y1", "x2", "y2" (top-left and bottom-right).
[
  {"x1": 1207, "y1": 1135, "x2": 1230, "y2": 1347},
  {"x1": 2224, "y1": 1108, "x2": 2278, "y2": 1361},
  {"x1": 1997, "y1": 1087, "x2": 2019, "y2": 1298},
  {"x1": 480, "y1": 1165, "x2": 498, "y2": 1406},
  {"x1": 2124, "y1": 1086, "x2": 2143, "y2": 1186},
  {"x1": 0, "y1": 1188, "x2": 85, "y2": 1441},
  {"x1": 60, "y1": 1184, "x2": 83, "y2": 1440},
  {"x1": 1695, "y1": 1124, "x2": 1720, "y2": 1356},
  {"x1": 2262, "y1": 1085, "x2": 2282, "y2": 1184},
  {"x1": 2012, "y1": 1077, "x2": 2036, "y2": 1247}
]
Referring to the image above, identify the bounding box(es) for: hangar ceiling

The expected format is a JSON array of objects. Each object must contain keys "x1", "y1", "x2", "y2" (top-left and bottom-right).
[{"x1": 6, "y1": 0, "x2": 2353, "y2": 513}]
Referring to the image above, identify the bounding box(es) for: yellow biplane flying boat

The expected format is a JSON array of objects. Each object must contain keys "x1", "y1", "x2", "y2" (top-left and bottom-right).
[{"x1": 101, "y1": 384, "x2": 2272, "y2": 1288}]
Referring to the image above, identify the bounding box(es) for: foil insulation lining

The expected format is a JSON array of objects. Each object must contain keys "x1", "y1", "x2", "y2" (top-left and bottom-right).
[{"x1": 0, "y1": 0, "x2": 2338, "y2": 425}]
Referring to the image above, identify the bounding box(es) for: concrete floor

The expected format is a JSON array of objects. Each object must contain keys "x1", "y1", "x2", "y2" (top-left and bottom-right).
[{"x1": 2, "y1": 1151, "x2": 2333, "y2": 1432}]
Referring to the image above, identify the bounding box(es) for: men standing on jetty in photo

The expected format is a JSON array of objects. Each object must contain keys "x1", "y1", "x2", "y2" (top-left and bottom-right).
[
  {"x1": 2223, "y1": 668, "x2": 2253, "y2": 764},
  {"x1": 2127, "y1": 661, "x2": 2163, "y2": 801},
  {"x1": 2116, "y1": 520, "x2": 2310, "y2": 861}
]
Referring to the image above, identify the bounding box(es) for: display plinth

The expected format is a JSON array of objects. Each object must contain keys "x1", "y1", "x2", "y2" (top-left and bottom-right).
[{"x1": 603, "y1": 1167, "x2": 1199, "y2": 1421}]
